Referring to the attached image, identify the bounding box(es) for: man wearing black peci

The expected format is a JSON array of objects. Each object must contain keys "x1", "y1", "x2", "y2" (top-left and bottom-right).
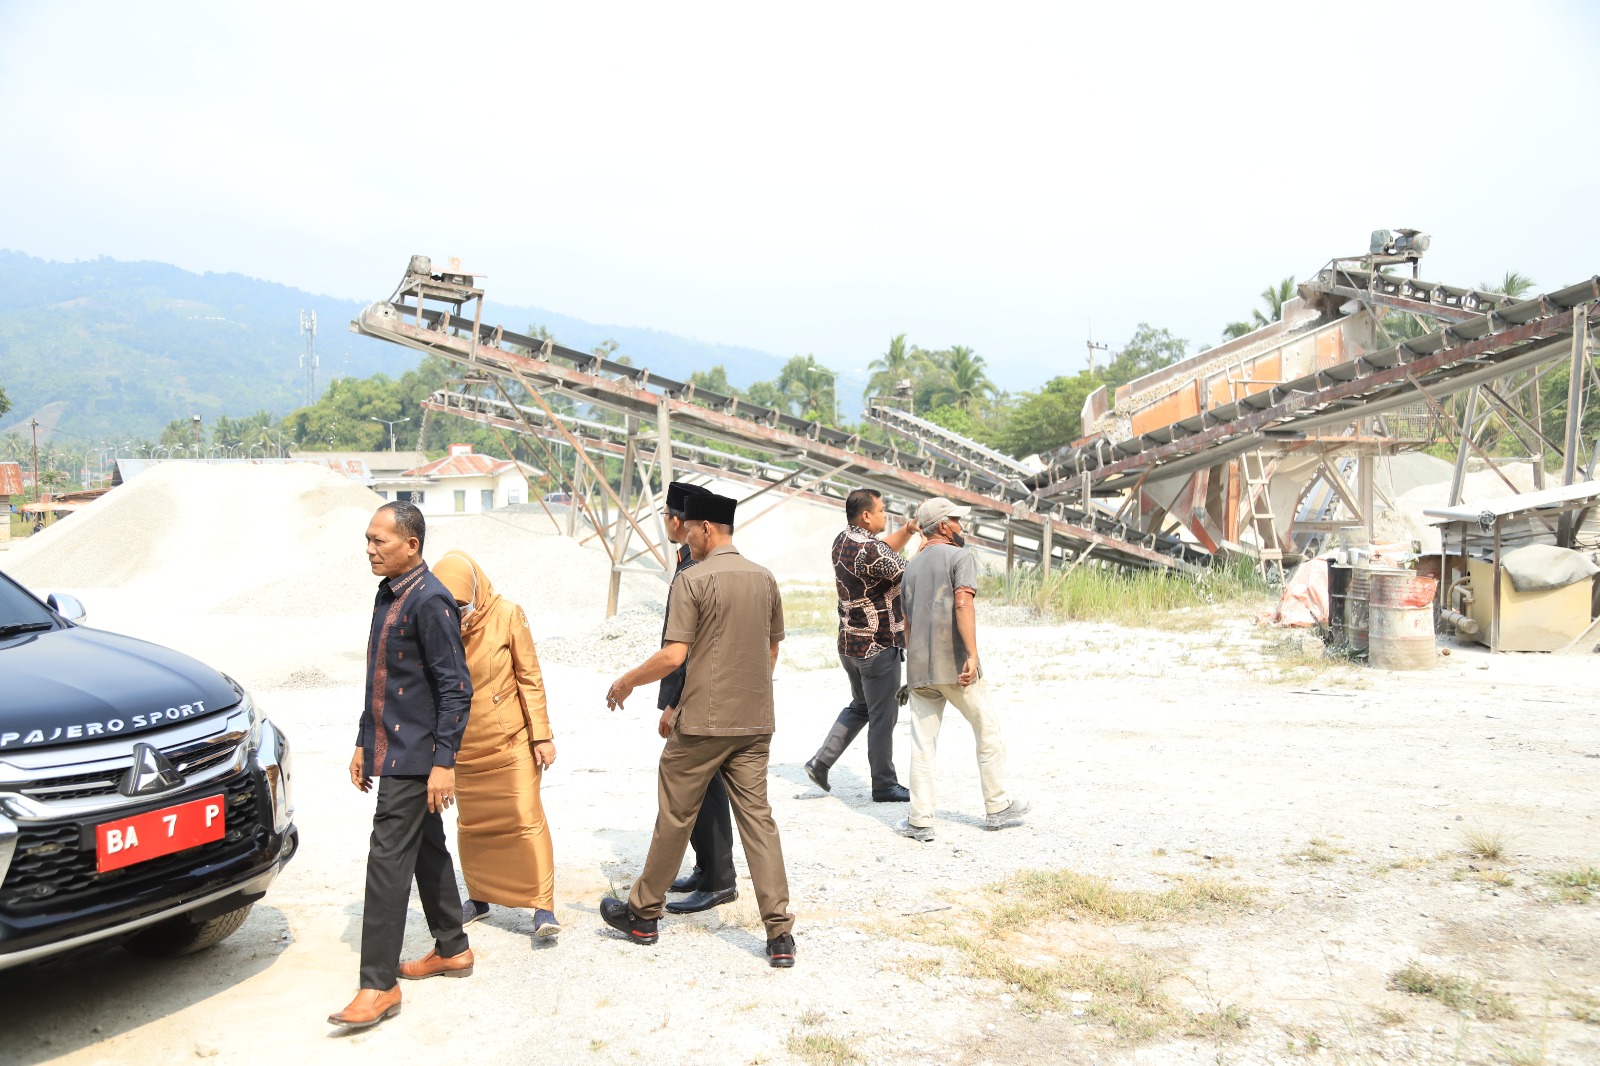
[
  {"x1": 329, "y1": 501, "x2": 475, "y2": 1030},
  {"x1": 657, "y1": 481, "x2": 737, "y2": 914},
  {"x1": 602, "y1": 489, "x2": 796, "y2": 967}
]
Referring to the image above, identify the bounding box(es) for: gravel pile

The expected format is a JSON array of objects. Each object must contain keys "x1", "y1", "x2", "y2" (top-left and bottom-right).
[{"x1": 4, "y1": 463, "x2": 385, "y2": 613}]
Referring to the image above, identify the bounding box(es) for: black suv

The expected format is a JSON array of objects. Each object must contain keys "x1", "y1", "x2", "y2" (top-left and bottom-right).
[{"x1": 0, "y1": 566, "x2": 297, "y2": 968}]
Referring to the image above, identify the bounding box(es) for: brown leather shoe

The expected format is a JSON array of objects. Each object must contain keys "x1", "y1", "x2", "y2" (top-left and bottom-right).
[
  {"x1": 327, "y1": 985, "x2": 401, "y2": 1029},
  {"x1": 398, "y1": 947, "x2": 475, "y2": 980}
]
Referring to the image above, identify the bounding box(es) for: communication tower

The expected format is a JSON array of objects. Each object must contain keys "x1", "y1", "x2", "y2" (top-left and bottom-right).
[{"x1": 299, "y1": 309, "x2": 318, "y2": 406}]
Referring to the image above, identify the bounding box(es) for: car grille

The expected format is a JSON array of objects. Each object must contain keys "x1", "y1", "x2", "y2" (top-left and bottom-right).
[
  {"x1": 1, "y1": 773, "x2": 265, "y2": 912},
  {"x1": 15, "y1": 734, "x2": 243, "y2": 802}
]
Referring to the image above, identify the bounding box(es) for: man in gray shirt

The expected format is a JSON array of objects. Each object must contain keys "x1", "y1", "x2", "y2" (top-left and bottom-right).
[{"x1": 896, "y1": 496, "x2": 1027, "y2": 842}]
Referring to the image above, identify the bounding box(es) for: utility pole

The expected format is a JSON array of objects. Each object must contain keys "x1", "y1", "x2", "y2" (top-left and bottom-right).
[
  {"x1": 370, "y1": 416, "x2": 410, "y2": 452},
  {"x1": 192, "y1": 415, "x2": 202, "y2": 457},
  {"x1": 28, "y1": 418, "x2": 39, "y2": 502}
]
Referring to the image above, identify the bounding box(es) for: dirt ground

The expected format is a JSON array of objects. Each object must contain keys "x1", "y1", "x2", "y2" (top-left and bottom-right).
[{"x1": 3, "y1": 524, "x2": 1599, "y2": 1065}]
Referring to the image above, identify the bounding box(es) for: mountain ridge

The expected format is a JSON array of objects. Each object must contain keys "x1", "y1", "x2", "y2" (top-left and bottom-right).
[{"x1": 0, "y1": 250, "x2": 785, "y2": 442}]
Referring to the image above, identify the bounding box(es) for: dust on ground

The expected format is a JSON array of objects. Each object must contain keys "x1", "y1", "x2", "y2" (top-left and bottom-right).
[{"x1": 2, "y1": 465, "x2": 1597, "y2": 1066}]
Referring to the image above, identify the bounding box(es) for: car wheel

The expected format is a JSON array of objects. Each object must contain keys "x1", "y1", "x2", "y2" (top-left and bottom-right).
[{"x1": 124, "y1": 904, "x2": 254, "y2": 958}]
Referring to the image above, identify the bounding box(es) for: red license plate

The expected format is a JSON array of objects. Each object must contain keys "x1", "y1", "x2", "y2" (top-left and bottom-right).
[{"x1": 96, "y1": 793, "x2": 226, "y2": 872}]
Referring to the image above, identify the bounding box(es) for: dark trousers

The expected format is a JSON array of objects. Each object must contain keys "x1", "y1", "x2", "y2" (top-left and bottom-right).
[
  {"x1": 687, "y1": 771, "x2": 735, "y2": 891},
  {"x1": 812, "y1": 648, "x2": 903, "y2": 794},
  {"x1": 359, "y1": 775, "x2": 469, "y2": 989}
]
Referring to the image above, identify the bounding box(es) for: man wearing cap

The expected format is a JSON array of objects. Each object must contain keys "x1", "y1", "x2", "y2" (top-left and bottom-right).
[
  {"x1": 601, "y1": 490, "x2": 797, "y2": 968},
  {"x1": 804, "y1": 488, "x2": 917, "y2": 802},
  {"x1": 657, "y1": 481, "x2": 737, "y2": 914},
  {"x1": 896, "y1": 496, "x2": 1028, "y2": 843}
]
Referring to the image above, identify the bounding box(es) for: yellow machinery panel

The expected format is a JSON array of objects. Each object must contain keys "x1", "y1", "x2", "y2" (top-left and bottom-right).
[{"x1": 1465, "y1": 557, "x2": 1592, "y2": 652}]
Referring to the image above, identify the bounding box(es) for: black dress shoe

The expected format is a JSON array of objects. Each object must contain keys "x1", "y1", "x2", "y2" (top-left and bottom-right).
[
  {"x1": 766, "y1": 932, "x2": 796, "y2": 968},
  {"x1": 599, "y1": 896, "x2": 658, "y2": 945},
  {"x1": 872, "y1": 783, "x2": 911, "y2": 802},
  {"x1": 804, "y1": 758, "x2": 831, "y2": 792},
  {"x1": 664, "y1": 886, "x2": 738, "y2": 914},
  {"x1": 670, "y1": 867, "x2": 705, "y2": 893}
]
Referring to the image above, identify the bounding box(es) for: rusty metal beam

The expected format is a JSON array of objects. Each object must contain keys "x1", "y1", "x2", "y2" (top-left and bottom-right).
[
  {"x1": 1029, "y1": 302, "x2": 1591, "y2": 499},
  {"x1": 357, "y1": 302, "x2": 1193, "y2": 571}
]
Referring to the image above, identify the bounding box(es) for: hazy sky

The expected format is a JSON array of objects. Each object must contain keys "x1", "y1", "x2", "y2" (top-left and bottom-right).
[{"x1": 3, "y1": 1, "x2": 1597, "y2": 391}]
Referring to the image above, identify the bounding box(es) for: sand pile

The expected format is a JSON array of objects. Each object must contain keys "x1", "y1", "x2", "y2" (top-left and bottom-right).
[{"x1": 4, "y1": 463, "x2": 387, "y2": 612}]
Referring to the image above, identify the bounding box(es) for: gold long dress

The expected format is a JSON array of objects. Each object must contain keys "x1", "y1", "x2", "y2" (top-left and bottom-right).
[{"x1": 433, "y1": 551, "x2": 555, "y2": 910}]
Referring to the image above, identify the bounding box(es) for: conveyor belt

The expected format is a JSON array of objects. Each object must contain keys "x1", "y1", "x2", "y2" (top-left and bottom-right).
[
  {"x1": 1025, "y1": 277, "x2": 1600, "y2": 499},
  {"x1": 351, "y1": 262, "x2": 1203, "y2": 571}
]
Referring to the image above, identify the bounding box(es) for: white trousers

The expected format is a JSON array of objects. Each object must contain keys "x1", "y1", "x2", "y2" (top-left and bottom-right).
[{"x1": 906, "y1": 678, "x2": 1009, "y2": 828}]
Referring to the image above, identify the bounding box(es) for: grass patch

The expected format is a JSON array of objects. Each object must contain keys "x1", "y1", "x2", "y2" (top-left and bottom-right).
[
  {"x1": 781, "y1": 586, "x2": 836, "y2": 633},
  {"x1": 949, "y1": 934, "x2": 1175, "y2": 1038},
  {"x1": 1467, "y1": 867, "x2": 1514, "y2": 888},
  {"x1": 1285, "y1": 837, "x2": 1350, "y2": 865},
  {"x1": 895, "y1": 954, "x2": 944, "y2": 981},
  {"x1": 797, "y1": 1008, "x2": 825, "y2": 1027},
  {"x1": 1388, "y1": 962, "x2": 1518, "y2": 1020},
  {"x1": 1462, "y1": 825, "x2": 1509, "y2": 861},
  {"x1": 1567, "y1": 988, "x2": 1600, "y2": 1024},
  {"x1": 978, "y1": 559, "x2": 1269, "y2": 626},
  {"x1": 1543, "y1": 866, "x2": 1600, "y2": 903},
  {"x1": 984, "y1": 868, "x2": 1254, "y2": 930},
  {"x1": 786, "y1": 1033, "x2": 861, "y2": 1065},
  {"x1": 1283, "y1": 1027, "x2": 1324, "y2": 1055},
  {"x1": 1184, "y1": 1003, "x2": 1250, "y2": 1042}
]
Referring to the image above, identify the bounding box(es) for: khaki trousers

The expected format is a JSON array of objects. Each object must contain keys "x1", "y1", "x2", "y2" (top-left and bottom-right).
[
  {"x1": 906, "y1": 678, "x2": 1010, "y2": 828},
  {"x1": 628, "y1": 731, "x2": 795, "y2": 939}
]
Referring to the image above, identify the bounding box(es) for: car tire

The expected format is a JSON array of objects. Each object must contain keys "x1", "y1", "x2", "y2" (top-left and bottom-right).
[{"x1": 124, "y1": 903, "x2": 254, "y2": 958}]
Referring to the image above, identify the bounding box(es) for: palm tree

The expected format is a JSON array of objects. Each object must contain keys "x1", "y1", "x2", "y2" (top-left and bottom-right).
[
  {"x1": 779, "y1": 355, "x2": 838, "y2": 423},
  {"x1": 927, "y1": 346, "x2": 996, "y2": 412},
  {"x1": 1479, "y1": 271, "x2": 1535, "y2": 299},
  {"x1": 1222, "y1": 276, "x2": 1297, "y2": 340},
  {"x1": 865, "y1": 334, "x2": 922, "y2": 404}
]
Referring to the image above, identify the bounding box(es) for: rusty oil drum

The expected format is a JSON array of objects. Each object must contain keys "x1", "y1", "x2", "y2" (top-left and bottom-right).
[{"x1": 1368, "y1": 571, "x2": 1438, "y2": 671}]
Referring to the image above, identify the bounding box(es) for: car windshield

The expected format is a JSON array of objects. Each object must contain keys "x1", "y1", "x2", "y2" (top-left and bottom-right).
[{"x1": 0, "y1": 571, "x2": 57, "y2": 630}]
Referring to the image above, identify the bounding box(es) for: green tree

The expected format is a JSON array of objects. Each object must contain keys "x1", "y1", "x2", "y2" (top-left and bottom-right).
[
  {"x1": 776, "y1": 354, "x2": 838, "y2": 423},
  {"x1": 994, "y1": 370, "x2": 1104, "y2": 458},
  {"x1": 1480, "y1": 271, "x2": 1536, "y2": 299},
  {"x1": 865, "y1": 333, "x2": 927, "y2": 404},
  {"x1": 0, "y1": 381, "x2": 10, "y2": 420},
  {"x1": 1102, "y1": 324, "x2": 1188, "y2": 388},
  {"x1": 927, "y1": 345, "x2": 996, "y2": 412},
  {"x1": 1222, "y1": 276, "x2": 1296, "y2": 340},
  {"x1": 688, "y1": 365, "x2": 737, "y2": 397}
]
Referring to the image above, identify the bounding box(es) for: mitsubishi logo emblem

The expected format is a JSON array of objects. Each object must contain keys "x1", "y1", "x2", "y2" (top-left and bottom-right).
[{"x1": 120, "y1": 743, "x2": 185, "y2": 797}]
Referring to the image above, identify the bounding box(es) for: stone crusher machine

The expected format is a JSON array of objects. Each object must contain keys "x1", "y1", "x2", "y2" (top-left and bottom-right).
[
  {"x1": 350, "y1": 248, "x2": 1600, "y2": 608},
  {"x1": 1021, "y1": 232, "x2": 1600, "y2": 578}
]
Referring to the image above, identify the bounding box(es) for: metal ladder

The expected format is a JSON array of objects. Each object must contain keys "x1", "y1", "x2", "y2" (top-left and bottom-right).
[{"x1": 1240, "y1": 448, "x2": 1284, "y2": 579}]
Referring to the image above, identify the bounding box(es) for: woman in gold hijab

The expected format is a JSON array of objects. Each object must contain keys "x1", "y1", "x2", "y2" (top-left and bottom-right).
[{"x1": 432, "y1": 550, "x2": 559, "y2": 938}]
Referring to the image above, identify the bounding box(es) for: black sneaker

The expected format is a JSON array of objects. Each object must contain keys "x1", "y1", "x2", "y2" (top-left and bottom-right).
[
  {"x1": 766, "y1": 932, "x2": 796, "y2": 968},
  {"x1": 599, "y1": 896, "x2": 658, "y2": 945},
  {"x1": 804, "y1": 758, "x2": 831, "y2": 793},
  {"x1": 462, "y1": 899, "x2": 490, "y2": 926}
]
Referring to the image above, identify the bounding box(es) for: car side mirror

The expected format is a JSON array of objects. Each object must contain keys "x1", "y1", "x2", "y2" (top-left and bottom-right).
[{"x1": 46, "y1": 592, "x2": 87, "y2": 623}]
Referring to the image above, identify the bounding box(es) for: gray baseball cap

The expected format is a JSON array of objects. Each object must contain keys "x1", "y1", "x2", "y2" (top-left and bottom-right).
[{"x1": 916, "y1": 496, "x2": 971, "y2": 533}]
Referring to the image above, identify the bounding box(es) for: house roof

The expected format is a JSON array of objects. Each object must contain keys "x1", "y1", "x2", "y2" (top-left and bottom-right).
[
  {"x1": 0, "y1": 462, "x2": 22, "y2": 496},
  {"x1": 402, "y1": 453, "x2": 521, "y2": 479}
]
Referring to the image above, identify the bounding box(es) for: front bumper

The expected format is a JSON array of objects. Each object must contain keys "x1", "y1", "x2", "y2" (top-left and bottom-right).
[{"x1": 0, "y1": 720, "x2": 298, "y2": 970}]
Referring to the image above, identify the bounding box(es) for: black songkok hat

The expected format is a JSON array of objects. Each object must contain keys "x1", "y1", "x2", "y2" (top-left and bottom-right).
[
  {"x1": 665, "y1": 480, "x2": 712, "y2": 515},
  {"x1": 683, "y1": 491, "x2": 737, "y2": 526}
]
